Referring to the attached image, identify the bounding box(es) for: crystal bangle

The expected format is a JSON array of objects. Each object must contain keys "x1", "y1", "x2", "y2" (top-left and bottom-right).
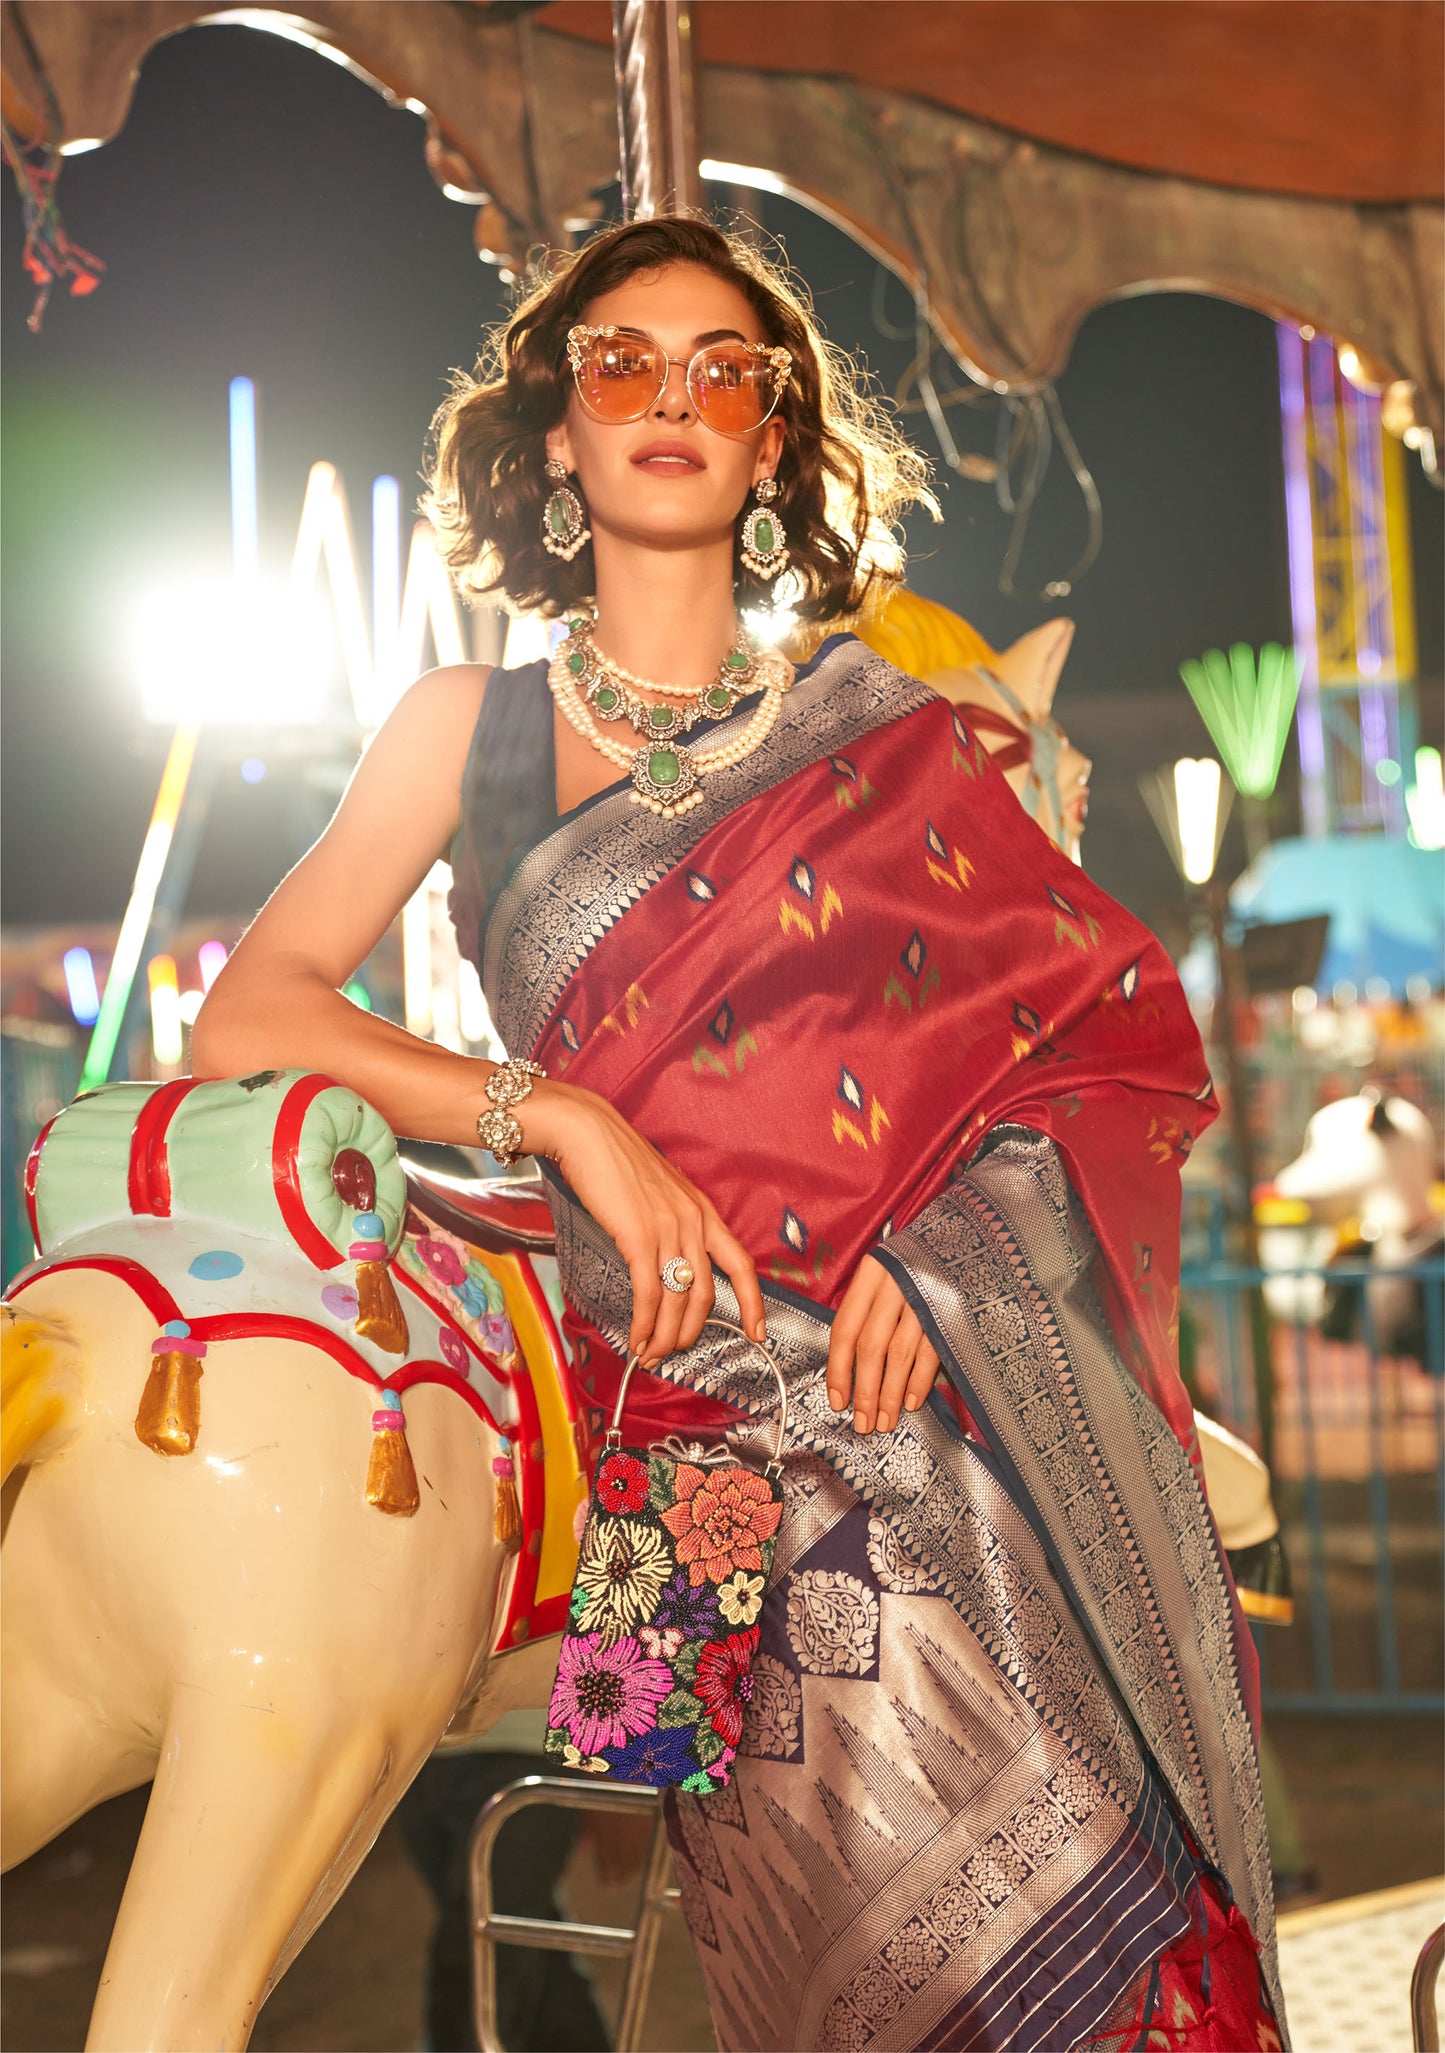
[
  {"x1": 476, "y1": 1104, "x2": 526, "y2": 1167},
  {"x1": 485, "y1": 1057, "x2": 545, "y2": 1112}
]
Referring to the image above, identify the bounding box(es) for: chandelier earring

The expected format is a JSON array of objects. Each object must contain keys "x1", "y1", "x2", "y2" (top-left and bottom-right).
[
  {"x1": 542, "y1": 457, "x2": 590, "y2": 562},
  {"x1": 740, "y1": 476, "x2": 788, "y2": 581}
]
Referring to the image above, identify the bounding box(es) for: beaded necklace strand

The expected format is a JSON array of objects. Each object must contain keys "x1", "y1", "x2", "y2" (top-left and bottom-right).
[{"x1": 548, "y1": 615, "x2": 794, "y2": 816}]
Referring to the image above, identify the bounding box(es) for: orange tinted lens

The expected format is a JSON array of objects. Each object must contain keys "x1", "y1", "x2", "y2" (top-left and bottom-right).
[
  {"x1": 689, "y1": 346, "x2": 777, "y2": 433},
  {"x1": 573, "y1": 336, "x2": 665, "y2": 421}
]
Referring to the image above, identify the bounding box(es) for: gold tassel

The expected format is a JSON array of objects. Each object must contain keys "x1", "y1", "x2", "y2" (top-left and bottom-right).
[
  {"x1": 493, "y1": 1436, "x2": 523, "y2": 1553},
  {"x1": 136, "y1": 1338, "x2": 205, "y2": 1456},
  {"x1": 366, "y1": 1397, "x2": 419, "y2": 1516},
  {"x1": 352, "y1": 1251, "x2": 409, "y2": 1355}
]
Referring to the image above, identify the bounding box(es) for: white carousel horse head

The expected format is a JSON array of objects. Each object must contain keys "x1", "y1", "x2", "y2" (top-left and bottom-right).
[{"x1": 1, "y1": 1070, "x2": 581, "y2": 2051}]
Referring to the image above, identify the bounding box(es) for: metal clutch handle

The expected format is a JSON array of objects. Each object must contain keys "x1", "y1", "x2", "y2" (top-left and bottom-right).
[{"x1": 605, "y1": 1314, "x2": 788, "y2": 1473}]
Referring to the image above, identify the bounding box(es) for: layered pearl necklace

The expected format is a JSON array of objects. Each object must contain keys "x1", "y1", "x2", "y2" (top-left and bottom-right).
[{"x1": 548, "y1": 613, "x2": 795, "y2": 816}]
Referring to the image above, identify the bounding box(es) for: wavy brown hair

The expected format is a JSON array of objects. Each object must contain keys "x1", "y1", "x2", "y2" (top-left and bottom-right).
[{"x1": 422, "y1": 216, "x2": 931, "y2": 624}]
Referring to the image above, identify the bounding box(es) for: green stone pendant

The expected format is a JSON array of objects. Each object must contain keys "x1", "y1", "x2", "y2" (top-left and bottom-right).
[{"x1": 630, "y1": 742, "x2": 698, "y2": 807}]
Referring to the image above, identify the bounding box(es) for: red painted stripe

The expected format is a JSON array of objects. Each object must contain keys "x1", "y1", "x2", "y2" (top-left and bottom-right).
[
  {"x1": 270, "y1": 1073, "x2": 345, "y2": 1270},
  {"x1": 9, "y1": 1253, "x2": 178, "y2": 1322},
  {"x1": 127, "y1": 1078, "x2": 204, "y2": 1217},
  {"x1": 23, "y1": 1112, "x2": 60, "y2": 1253},
  {"x1": 7, "y1": 1257, "x2": 501, "y2": 1428}
]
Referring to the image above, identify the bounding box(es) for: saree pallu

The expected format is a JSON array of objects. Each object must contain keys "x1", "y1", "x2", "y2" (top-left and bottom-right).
[{"x1": 464, "y1": 636, "x2": 1286, "y2": 2052}]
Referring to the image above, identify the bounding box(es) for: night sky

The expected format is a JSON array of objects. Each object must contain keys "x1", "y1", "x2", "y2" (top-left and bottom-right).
[{"x1": 3, "y1": 21, "x2": 1441, "y2": 938}]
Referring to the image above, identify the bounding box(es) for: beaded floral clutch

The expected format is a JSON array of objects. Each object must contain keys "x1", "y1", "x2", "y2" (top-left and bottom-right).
[{"x1": 544, "y1": 1321, "x2": 786, "y2": 1792}]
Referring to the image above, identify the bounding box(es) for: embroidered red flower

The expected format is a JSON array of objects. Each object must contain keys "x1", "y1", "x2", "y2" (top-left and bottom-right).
[
  {"x1": 660, "y1": 1464, "x2": 782, "y2": 1587},
  {"x1": 695, "y1": 1627, "x2": 760, "y2": 1747},
  {"x1": 597, "y1": 1453, "x2": 649, "y2": 1515}
]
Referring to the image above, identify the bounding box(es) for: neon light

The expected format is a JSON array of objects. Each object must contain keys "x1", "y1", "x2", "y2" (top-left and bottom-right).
[
  {"x1": 198, "y1": 940, "x2": 228, "y2": 991},
  {"x1": 62, "y1": 946, "x2": 101, "y2": 1025},
  {"x1": 178, "y1": 989, "x2": 205, "y2": 1026},
  {"x1": 372, "y1": 475, "x2": 400, "y2": 715},
  {"x1": 1276, "y1": 328, "x2": 1326, "y2": 832},
  {"x1": 292, "y1": 461, "x2": 373, "y2": 720},
  {"x1": 342, "y1": 978, "x2": 372, "y2": 1012},
  {"x1": 148, "y1": 953, "x2": 184, "y2": 1068},
  {"x1": 229, "y1": 378, "x2": 259, "y2": 586},
  {"x1": 1178, "y1": 643, "x2": 1300, "y2": 799},
  {"x1": 240, "y1": 757, "x2": 265, "y2": 783},
  {"x1": 387, "y1": 521, "x2": 466, "y2": 725},
  {"x1": 81, "y1": 726, "x2": 199, "y2": 1090}
]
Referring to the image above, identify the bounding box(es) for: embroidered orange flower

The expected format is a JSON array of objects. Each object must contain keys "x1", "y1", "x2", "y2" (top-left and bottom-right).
[{"x1": 660, "y1": 1464, "x2": 782, "y2": 1588}]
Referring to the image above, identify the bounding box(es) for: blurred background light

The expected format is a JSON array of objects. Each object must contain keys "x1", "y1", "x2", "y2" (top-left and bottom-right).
[
  {"x1": 1175, "y1": 756, "x2": 1225, "y2": 884},
  {"x1": 62, "y1": 945, "x2": 101, "y2": 1025},
  {"x1": 147, "y1": 952, "x2": 183, "y2": 1067},
  {"x1": 129, "y1": 574, "x2": 337, "y2": 726},
  {"x1": 197, "y1": 939, "x2": 229, "y2": 990}
]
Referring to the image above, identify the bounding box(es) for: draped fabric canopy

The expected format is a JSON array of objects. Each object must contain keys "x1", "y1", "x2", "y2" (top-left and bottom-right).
[
  {"x1": 4, "y1": 0, "x2": 1441, "y2": 425},
  {"x1": 539, "y1": 0, "x2": 1445, "y2": 205}
]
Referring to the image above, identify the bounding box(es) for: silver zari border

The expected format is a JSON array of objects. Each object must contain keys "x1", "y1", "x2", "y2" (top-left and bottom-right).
[{"x1": 874, "y1": 1129, "x2": 1286, "y2": 2044}]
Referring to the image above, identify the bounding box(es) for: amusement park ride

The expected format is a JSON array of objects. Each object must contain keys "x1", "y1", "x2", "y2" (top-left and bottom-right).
[{"x1": 1, "y1": 4, "x2": 1441, "y2": 2049}]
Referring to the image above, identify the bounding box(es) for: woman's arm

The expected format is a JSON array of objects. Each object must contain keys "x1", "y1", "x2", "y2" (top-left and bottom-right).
[
  {"x1": 191, "y1": 662, "x2": 767, "y2": 1363},
  {"x1": 191, "y1": 664, "x2": 495, "y2": 1144}
]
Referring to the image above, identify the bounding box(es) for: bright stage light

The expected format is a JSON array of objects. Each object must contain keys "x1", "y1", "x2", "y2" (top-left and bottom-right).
[
  {"x1": 63, "y1": 946, "x2": 101, "y2": 1025},
  {"x1": 1174, "y1": 758, "x2": 1224, "y2": 884},
  {"x1": 129, "y1": 575, "x2": 337, "y2": 726},
  {"x1": 178, "y1": 988, "x2": 205, "y2": 1026}
]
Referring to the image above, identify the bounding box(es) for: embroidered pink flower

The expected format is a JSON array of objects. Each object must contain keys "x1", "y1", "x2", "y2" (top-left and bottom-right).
[
  {"x1": 597, "y1": 1452, "x2": 649, "y2": 1516},
  {"x1": 660, "y1": 1465, "x2": 782, "y2": 1587},
  {"x1": 415, "y1": 1234, "x2": 467, "y2": 1288},
  {"x1": 694, "y1": 1627, "x2": 760, "y2": 1747},
  {"x1": 549, "y1": 1634, "x2": 672, "y2": 1757}
]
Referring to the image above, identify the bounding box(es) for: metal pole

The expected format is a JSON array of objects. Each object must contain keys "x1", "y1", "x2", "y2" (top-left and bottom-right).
[
  {"x1": 612, "y1": 0, "x2": 699, "y2": 221},
  {"x1": 1207, "y1": 876, "x2": 1277, "y2": 1471}
]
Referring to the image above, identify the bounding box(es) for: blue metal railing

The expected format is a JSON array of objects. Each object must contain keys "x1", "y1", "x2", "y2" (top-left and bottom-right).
[{"x1": 1181, "y1": 1247, "x2": 1444, "y2": 1713}]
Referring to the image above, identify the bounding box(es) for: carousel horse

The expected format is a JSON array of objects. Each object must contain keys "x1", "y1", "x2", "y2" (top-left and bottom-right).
[{"x1": 1, "y1": 1070, "x2": 588, "y2": 2052}]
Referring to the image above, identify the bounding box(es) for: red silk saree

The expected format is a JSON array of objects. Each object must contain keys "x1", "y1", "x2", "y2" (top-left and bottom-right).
[{"x1": 455, "y1": 635, "x2": 1286, "y2": 2053}]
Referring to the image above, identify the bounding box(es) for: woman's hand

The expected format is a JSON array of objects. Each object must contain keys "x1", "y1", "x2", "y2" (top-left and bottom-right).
[
  {"x1": 825, "y1": 1256, "x2": 941, "y2": 1433},
  {"x1": 520, "y1": 1080, "x2": 766, "y2": 1367}
]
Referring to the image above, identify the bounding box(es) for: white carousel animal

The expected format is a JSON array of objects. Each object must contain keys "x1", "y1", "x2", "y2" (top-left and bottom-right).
[
  {"x1": 1, "y1": 1071, "x2": 582, "y2": 2052},
  {"x1": 1263, "y1": 1088, "x2": 1443, "y2": 1349}
]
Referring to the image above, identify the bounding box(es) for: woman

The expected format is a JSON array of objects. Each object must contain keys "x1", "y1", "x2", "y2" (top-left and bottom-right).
[{"x1": 194, "y1": 217, "x2": 1285, "y2": 2052}]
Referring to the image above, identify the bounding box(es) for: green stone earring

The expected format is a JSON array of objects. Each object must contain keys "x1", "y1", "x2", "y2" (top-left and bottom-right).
[
  {"x1": 740, "y1": 476, "x2": 788, "y2": 581},
  {"x1": 542, "y1": 458, "x2": 590, "y2": 563}
]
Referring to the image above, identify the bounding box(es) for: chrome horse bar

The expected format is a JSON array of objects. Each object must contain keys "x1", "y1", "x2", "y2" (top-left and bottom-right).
[{"x1": 468, "y1": 1775, "x2": 676, "y2": 2053}]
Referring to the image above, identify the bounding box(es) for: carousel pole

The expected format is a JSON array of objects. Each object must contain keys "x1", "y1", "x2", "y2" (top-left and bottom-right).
[{"x1": 611, "y1": 0, "x2": 699, "y2": 221}]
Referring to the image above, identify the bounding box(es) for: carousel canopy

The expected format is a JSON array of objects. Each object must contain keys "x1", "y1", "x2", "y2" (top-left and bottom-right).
[{"x1": 540, "y1": 0, "x2": 1445, "y2": 204}]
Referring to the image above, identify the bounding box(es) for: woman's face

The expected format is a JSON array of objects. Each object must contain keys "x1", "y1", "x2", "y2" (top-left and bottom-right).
[{"x1": 545, "y1": 261, "x2": 785, "y2": 560}]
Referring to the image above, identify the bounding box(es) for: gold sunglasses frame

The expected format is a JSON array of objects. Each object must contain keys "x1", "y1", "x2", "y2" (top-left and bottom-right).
[{"x1": 565, "y1": 323, "x2": 793, "y2": 436}]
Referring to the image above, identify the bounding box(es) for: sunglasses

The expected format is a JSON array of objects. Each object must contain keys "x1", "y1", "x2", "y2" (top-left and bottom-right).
[{"x1": 566, "y1": 324, "x2": 792, "y2": 438}]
